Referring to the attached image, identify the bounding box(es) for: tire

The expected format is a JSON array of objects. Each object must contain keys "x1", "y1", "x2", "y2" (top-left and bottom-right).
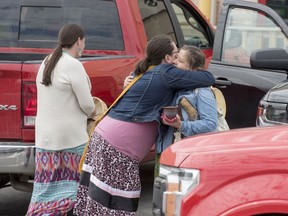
[{"x1": 0, "y1": 174, "x2": 10, "y2": 188}]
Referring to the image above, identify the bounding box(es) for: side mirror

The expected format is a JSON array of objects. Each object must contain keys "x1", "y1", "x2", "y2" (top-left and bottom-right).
[{"x1": 250, "y1": 48, "x2": 288, "y2": 71}]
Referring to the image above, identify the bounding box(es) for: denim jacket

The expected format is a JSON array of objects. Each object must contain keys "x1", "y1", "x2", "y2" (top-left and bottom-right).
[
  {"x1": 108, "y1": 64, "x2": 215, "y2": 151},
  {"x1": 156, "y1": 87, "x2": 218, "y2": 153}
]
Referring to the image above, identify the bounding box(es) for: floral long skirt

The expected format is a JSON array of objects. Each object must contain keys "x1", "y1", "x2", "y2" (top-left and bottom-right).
[
  {"x1": 26, "y1": 144, "x2": 85, "y2": 216},
  {"x1": 74, "y1": 132, "x2": 141, "y2": 216}
]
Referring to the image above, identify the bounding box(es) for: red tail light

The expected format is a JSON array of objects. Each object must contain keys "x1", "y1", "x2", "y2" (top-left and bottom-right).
[{"x1": 22, "y1": 82, "x2": 37, "y2": 127}]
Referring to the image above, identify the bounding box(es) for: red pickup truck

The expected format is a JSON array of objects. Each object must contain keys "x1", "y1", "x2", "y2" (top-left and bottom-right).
[
  {"x1": 0, "y1": 0, "x2": 215, "y2": 190},
  {"x1": 154, "y1": 126, "x2": 288, "y2": 215}
]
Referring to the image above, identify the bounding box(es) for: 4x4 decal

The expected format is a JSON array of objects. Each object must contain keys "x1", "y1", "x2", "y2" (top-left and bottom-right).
[{"x1": 0, "y1": 105, "x2": 17, "y2": 111}]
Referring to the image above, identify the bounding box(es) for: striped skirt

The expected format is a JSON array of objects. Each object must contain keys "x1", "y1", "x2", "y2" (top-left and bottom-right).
[
  {"x1": 26, "y1": 144, "x2": 85, "y2": 216},
  {"x1": 74, "y1": 132, "x2": 141, "y2": 216}
]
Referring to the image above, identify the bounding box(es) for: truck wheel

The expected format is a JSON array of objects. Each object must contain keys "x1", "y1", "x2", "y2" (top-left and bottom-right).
[{"x1": 0, "y1": 174, "x2": 10, "y2": 187}]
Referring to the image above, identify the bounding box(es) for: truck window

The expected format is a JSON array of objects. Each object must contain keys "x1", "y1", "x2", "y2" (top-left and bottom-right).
[
  {"x1": 138, "y1": 0, "x2": 177, "y2": 43},
  {"x1": 0, "y1": 1, "x2": 18, "y2": 47},
  {"x1": 221, "y1": 7, "x2": 288, "y2": 66},
  {"x1": 138, "y1": 0, "x2": 211, "y2": 49},
  {"x1": 20, "y1": 7, "x2": 62, "y2": 41},
  {"x1": 171, "y1": 2, "x2": 211, "y2": 48},
  {"x1": 0, "y1": 0, "x2": 124, "y2": 51}
]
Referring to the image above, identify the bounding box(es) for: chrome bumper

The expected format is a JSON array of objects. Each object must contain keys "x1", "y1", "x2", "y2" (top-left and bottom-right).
[{"x1": 0, "y1": 142, "x2": 35, "y2": 175}]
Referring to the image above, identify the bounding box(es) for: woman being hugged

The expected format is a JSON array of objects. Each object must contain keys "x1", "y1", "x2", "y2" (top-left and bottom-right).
[
  {"x1": 154, "y1": 45, "x2": 218, "y2": 176},
  {"x1": 75, "y1": 35, "x2": 215, "y2": 216},
  {"x1": 162, "y1": 45, "x2": 218, "y2": 144},
  {"x1": 26, "y1": 24, "x2": 95, "y2": 216}
]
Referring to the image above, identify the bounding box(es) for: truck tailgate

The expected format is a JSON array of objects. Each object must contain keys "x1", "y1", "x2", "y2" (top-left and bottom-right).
[{"x1": 0, "y1": 63, "x2": 22, "y2": 139}]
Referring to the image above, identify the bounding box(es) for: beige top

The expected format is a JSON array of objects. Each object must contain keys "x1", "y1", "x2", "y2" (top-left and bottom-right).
[{"x1": 35, "y1": 52, "x2": 95, "y2": 150}]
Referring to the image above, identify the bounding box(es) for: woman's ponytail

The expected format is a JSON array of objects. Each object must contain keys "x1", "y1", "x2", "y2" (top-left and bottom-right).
[
  {"x1": 134, "y1": 58, "x2": 152, "y2": 75},
  {"x1": 42, "y1": 45, "x2": 63, "y2": 86}
]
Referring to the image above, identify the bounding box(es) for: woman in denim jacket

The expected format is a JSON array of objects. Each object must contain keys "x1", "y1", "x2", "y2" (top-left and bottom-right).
[{"x1": 74, "y1": 35, "x2": 215, "y2": 216}]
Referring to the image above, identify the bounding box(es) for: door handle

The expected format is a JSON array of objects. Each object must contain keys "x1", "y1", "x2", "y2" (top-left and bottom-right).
[{"x1": 215, "y1": 78, "x2": 232, "y2": 88}]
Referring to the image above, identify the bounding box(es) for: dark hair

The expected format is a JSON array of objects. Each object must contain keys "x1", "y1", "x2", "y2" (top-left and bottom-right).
[
  {"x1": 134, "y1": 34, "x2": 174, "y2": 75},
  {"x1": 181, "y1": 45, "x2": 206, "y2": 70},
  {"x1": 42, "y1": 24, "x2": 85, "y2": 86}
]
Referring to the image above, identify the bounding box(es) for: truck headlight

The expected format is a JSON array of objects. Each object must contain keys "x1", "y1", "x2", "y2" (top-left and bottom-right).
[
  {"x1": 153, "y1": 165, "x2": 200, "y2": 216},
  {"x1": 257, "y1": 102, "x2": 288, "y2": 126}
]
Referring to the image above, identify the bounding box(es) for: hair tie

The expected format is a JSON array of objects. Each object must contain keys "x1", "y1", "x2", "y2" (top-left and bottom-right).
[{"x1": 58, "y1": 42, "x2": 65, "y2": 47}]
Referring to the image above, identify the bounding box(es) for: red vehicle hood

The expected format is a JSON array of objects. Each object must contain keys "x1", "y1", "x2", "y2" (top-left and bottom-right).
[{"x1": 161, "y1": 126, "x2": 288, "y2": 167}]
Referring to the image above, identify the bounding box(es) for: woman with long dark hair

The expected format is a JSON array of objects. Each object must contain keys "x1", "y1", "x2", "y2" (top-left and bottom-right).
[
  {"x1": 26, "y1": 24, "x2": 95, "y2": 216},
  {"x1": 74, "y1": 35, "x2": 215, "y2": 215}
]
